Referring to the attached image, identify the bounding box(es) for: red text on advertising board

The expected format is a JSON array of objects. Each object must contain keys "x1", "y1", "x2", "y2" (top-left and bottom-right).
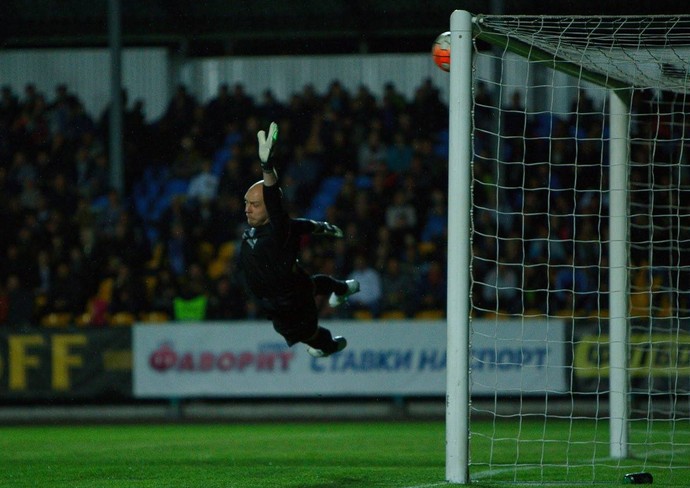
[{"x1": 149, "y1": 343, "x2": 294, "y2": 373}]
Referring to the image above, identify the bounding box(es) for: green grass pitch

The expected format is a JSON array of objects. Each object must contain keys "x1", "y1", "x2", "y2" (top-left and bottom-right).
[{"x1": 1, "y1": 420, "x2": 688, "y2": 487}]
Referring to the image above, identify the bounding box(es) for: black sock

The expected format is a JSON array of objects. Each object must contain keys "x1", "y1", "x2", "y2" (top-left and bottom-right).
[
  {"x1": 312, "y1": 274, "x2": 348, "y2": 296},
  {"x1": 304, "y1": 326, "x2": 336, "y2": 353}
]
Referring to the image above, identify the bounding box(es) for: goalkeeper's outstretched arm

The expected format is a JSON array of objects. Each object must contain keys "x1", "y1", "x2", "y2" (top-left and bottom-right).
[
  {"x1": 257, "y1": 121, "x2": 279, "y2": 187},
  {"x1": 292, "y1": 219, "x2": 344, "y2": 238}
]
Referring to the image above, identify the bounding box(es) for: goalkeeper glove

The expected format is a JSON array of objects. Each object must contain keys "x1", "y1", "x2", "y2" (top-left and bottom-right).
[
  {"x1": 257, "y1": 122, "x2": 278, "y2": 171},
  {"x1": 312, "y1": 221, "x2": 344, "y2": 238}
]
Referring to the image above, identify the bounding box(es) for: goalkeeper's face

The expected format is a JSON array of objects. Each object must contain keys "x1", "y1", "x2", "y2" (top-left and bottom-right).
[{"x1": 244, "y1": 182, "x2": 269, "y2": 227}]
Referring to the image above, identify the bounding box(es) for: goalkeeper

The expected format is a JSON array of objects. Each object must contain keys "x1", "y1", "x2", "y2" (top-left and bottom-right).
[{"x1": 239, "y1": 122, "x2": 360, "y2": 357}]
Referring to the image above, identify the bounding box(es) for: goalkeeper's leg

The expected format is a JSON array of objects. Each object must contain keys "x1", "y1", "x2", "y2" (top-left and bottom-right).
[
  {"x1": 304, "y1": 326, "x2": 347, "y2": 358},
  {"x1": 312, "y1": 274, "x2": 360, "y2": 307}
]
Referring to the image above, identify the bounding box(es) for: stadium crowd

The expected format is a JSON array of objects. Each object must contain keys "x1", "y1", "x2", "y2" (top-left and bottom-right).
[
  {"x1": 0, "y1": 76, "x2": 687, "y2": 328},
  {"x1": 0, "y1": 79, "x2": 449, "y2": 327}
]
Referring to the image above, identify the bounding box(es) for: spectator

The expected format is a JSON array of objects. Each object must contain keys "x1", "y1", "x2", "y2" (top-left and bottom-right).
[
  {"x1": 258, "y1": 89, "x2": 284, "y2": 126},
  {"x1": 74, "y1": 146, "x2": 95, "y2": 197},
  {"x1": 8, "y1": 150, "x2": 37, "y2": 189},
  {"x1": 218, "y1": 149, "x2": 251, "y2": 197},
  {"x1": 45, "y1": 172, "x2": 78, "y2": 217},
  {"x1": 34, "y1": 249, "x2": 53, "y2": 298},
  {"x1": 204, "y1": 83, "x2": 233, "y2": 143},
  {"x1": 160, "y1": 84, "x2": 197, "y2": 145},
  {"x1": 172, "y1": 134, "x2": 205, "y2": 179},
  {"x1": 550, "y1": 254, "x2": 595, "y2": 313},
  {"x1": 76, "y1": 226, "x2": 105, "y2": 289},
  {"x1": 386, "y1": 131, "x2": 413, "y2": 174},
  {"x1": 2, "y1": 243, "x2": 36, "y2": 291},
  {"x1": 207, "y1": 274, "x2": 246, "y2": 320},
  {"x1": 187, "y1": 160, "x2": 219, "y2": 204},
  {"x1": 208, "y1": 194, "x2": 244, "y2": 246},
  {"x1": 324, "y1": 128, "x2": 358, "y2": 176},
  {"x1": 94, "y1": 188, "x2": 125, "y2": 237},
  {"x1": 103, "y1": 213, "x2": 150, "y2": 270},
  {"x1": 284, "y1": 143, "x2": 323, "y2": 211},
  {"x1": 228, "y1": 83, "x2": 255, "y2": 125},
  {"x1": 0, "y1": 85, "x2": 19, "y2": 127},
  {"x1": 416, "y1": 259, "x2": 447, "y2": 313},
  {"x1": 349, "y1": 190, "x2": 382, "y2": 254},
  {"x1": 178, "y1": 262, "x2": 209, "y2": 300},
  {"x1": 88, "y1": 153, "x2": 110, "y2": 200},
  {"x1": 357, "y1": 130, "x2": 387, "y2": 175},
  {"x1": 19, "y1": 178, "x2": 42, "y2": 210},
  {"x1": 109, "y1": 263, "x2": 146, "y2": 316},
  {"x1": 5, "y1": 275, "x2": 34, "y2": 327},
  {"x1": 149, "y1": 268, "x2": 179, "y2": 316},
  {"x1": 165, "y1": 220, "x2": 194, "y2": 278},
  {"x1": 380, "y1": 256, "x2": 415, "y2": 317},
  {"x1": 480, "y1": 262, "x2": 519, "y2": 314},
  {"x1": 347, "y1": 253, "x2": 382, "y2": 316},
  {"x1": 46, "y1": 261, "x2": 83, "y2": 315},
  {"x1": 385, "y1": 189, "x2": 418, "y2": 245},
  {"x1": 420, "y1": 189, "x2": 447, "y2": 244},
  {"x1": 521, "y1": 264, "x2": 549, "y2": 313}
]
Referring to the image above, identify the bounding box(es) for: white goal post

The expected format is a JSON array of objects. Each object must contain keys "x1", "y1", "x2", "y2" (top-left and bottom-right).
[{"x1": 447, "y1": 10, "x2": 690, "y2": 485}]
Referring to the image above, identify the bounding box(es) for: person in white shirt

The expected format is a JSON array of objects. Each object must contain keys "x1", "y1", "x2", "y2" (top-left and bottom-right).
[
  {"x1": 187, "y1": 160, "x2": 219, "y2": 203},
  {"x1": 348, "y1": 253, "x2": 382, "y2": 316}
]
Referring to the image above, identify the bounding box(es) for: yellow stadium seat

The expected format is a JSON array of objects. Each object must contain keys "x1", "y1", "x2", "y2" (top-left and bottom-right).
[
  {"x1": 34, "y1": 293, "x2": 48, "y2": 309},
  {"x1": 139, "y1": 311, "x2": 170, "y2": 323},
  {"x1": 41, "y1": 312, "x2": 73, "y2": 328},
  {"x1": 353, "y1": 310, "x2": 373, "y2": 320},
  {"x1": 523, "y1": 308, "x2": 545, "y2": 318},
  {"x1": 207, "y1": 258, "x2": 229, "y2": 280},
  {"x1": 197, "y1": 241, "x2": 215, "y2": 265},
  {"x1": 97, "y1": 277, "x2": 114, "y2": 303},
  {"x1": 146, "y1": 243, "x2": 164, "y2": 270},
  {"x1": 380, "y1": 310, "x2": 406, "y2": 319},
  {"x1": 657, "y1": 295, "x2": 673, "y2": 318},
  {"x1": 217, "y1": 241, "x2": 235, "y2": 260},
  {"x1": 74, "y1": 312, "x2": 93, "y2": 327},
  {"x1": 110, "y1": 311, "x2": 136, "y2": 327},
  {"x1": 414, "y1": 309, "x2": 445, "y2": 320},
  {"x1": 144, "y1": 275, "x2": 158, "y2": 300},
  {"x1": 418, "y1": 242, "x2": 437, "y2": 256}
]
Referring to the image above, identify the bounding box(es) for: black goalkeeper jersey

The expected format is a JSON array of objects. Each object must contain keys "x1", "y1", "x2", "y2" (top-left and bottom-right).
[{"x1": 239, "y1": 183, "x2": 318, "y2": 310}]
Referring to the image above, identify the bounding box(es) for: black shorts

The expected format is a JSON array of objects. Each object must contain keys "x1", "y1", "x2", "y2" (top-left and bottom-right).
[{"x1": 260, "y1": 289, "x2": 318, "y2": 346}]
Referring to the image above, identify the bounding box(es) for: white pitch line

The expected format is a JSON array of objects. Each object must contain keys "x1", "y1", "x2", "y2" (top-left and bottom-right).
[
  {"x1": 402, "y1": 483, "x2": 449, "y2": 487},
  {"x1": 471, "y1": 449, "x2": 690, "y2": 482},
  {"x1": 471, "y1": 464, "x2": 540, "y2": 480},
  {"x1": 413, "y1": 447, "x2": 690, "y2": 487},
  {"x1": 643, "y1": 445, "x2": 690, "y2": 458}
]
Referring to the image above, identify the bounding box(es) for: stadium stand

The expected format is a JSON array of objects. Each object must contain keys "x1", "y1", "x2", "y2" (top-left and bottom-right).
[
  {"x1": 0, "y1": 79, "x2": 450, "y2": 326},
  {"x1": 2, "y1": 76, "x2": 679, "y2": 328}
]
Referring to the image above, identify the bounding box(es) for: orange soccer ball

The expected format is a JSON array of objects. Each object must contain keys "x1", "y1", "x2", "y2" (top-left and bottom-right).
[{"x1": 432, "y1": 31, "x2": 451, "y2": 72}]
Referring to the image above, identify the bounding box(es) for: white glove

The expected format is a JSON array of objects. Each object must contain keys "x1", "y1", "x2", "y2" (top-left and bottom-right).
[{"x1": 257, "y1": 122, "x2": 278, "y2": 170}]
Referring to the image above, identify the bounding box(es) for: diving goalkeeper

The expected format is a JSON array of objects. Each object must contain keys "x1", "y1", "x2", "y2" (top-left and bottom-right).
[{"x1": 239, "y1": 122, "x2": 359, "y2": 357}]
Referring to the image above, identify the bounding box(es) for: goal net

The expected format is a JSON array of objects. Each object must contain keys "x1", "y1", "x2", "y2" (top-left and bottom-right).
[{"x1": 446, "y1": 11, "x2": 690, "y2": 485}]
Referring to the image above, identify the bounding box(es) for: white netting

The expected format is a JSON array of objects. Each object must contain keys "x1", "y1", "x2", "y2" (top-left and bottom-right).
[
  {"x1": 464, "y1": 14, "x2": 690, "y2": 485},
  {"x1": 476, "y1": 15, "x2": 690, "y2": 94}
]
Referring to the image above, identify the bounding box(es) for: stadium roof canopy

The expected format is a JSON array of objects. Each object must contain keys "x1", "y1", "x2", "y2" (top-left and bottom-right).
[{"x1": 1, "y1": 0, "x2": 688, "y2": 55}]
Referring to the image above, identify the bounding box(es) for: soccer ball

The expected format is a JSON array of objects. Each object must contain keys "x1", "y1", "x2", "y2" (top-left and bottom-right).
[{"x1": 432, "y1": 32, "x2": 451, "y2": 72}]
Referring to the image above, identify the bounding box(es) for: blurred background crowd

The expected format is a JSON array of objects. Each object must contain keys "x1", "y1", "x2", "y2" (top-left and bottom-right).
[
  {"x1": 0, "y1": 79, "x2": 450, "y2": 327},
  {"x1": 1, "y1": 76, "x2": 689, "y2": 329}
]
